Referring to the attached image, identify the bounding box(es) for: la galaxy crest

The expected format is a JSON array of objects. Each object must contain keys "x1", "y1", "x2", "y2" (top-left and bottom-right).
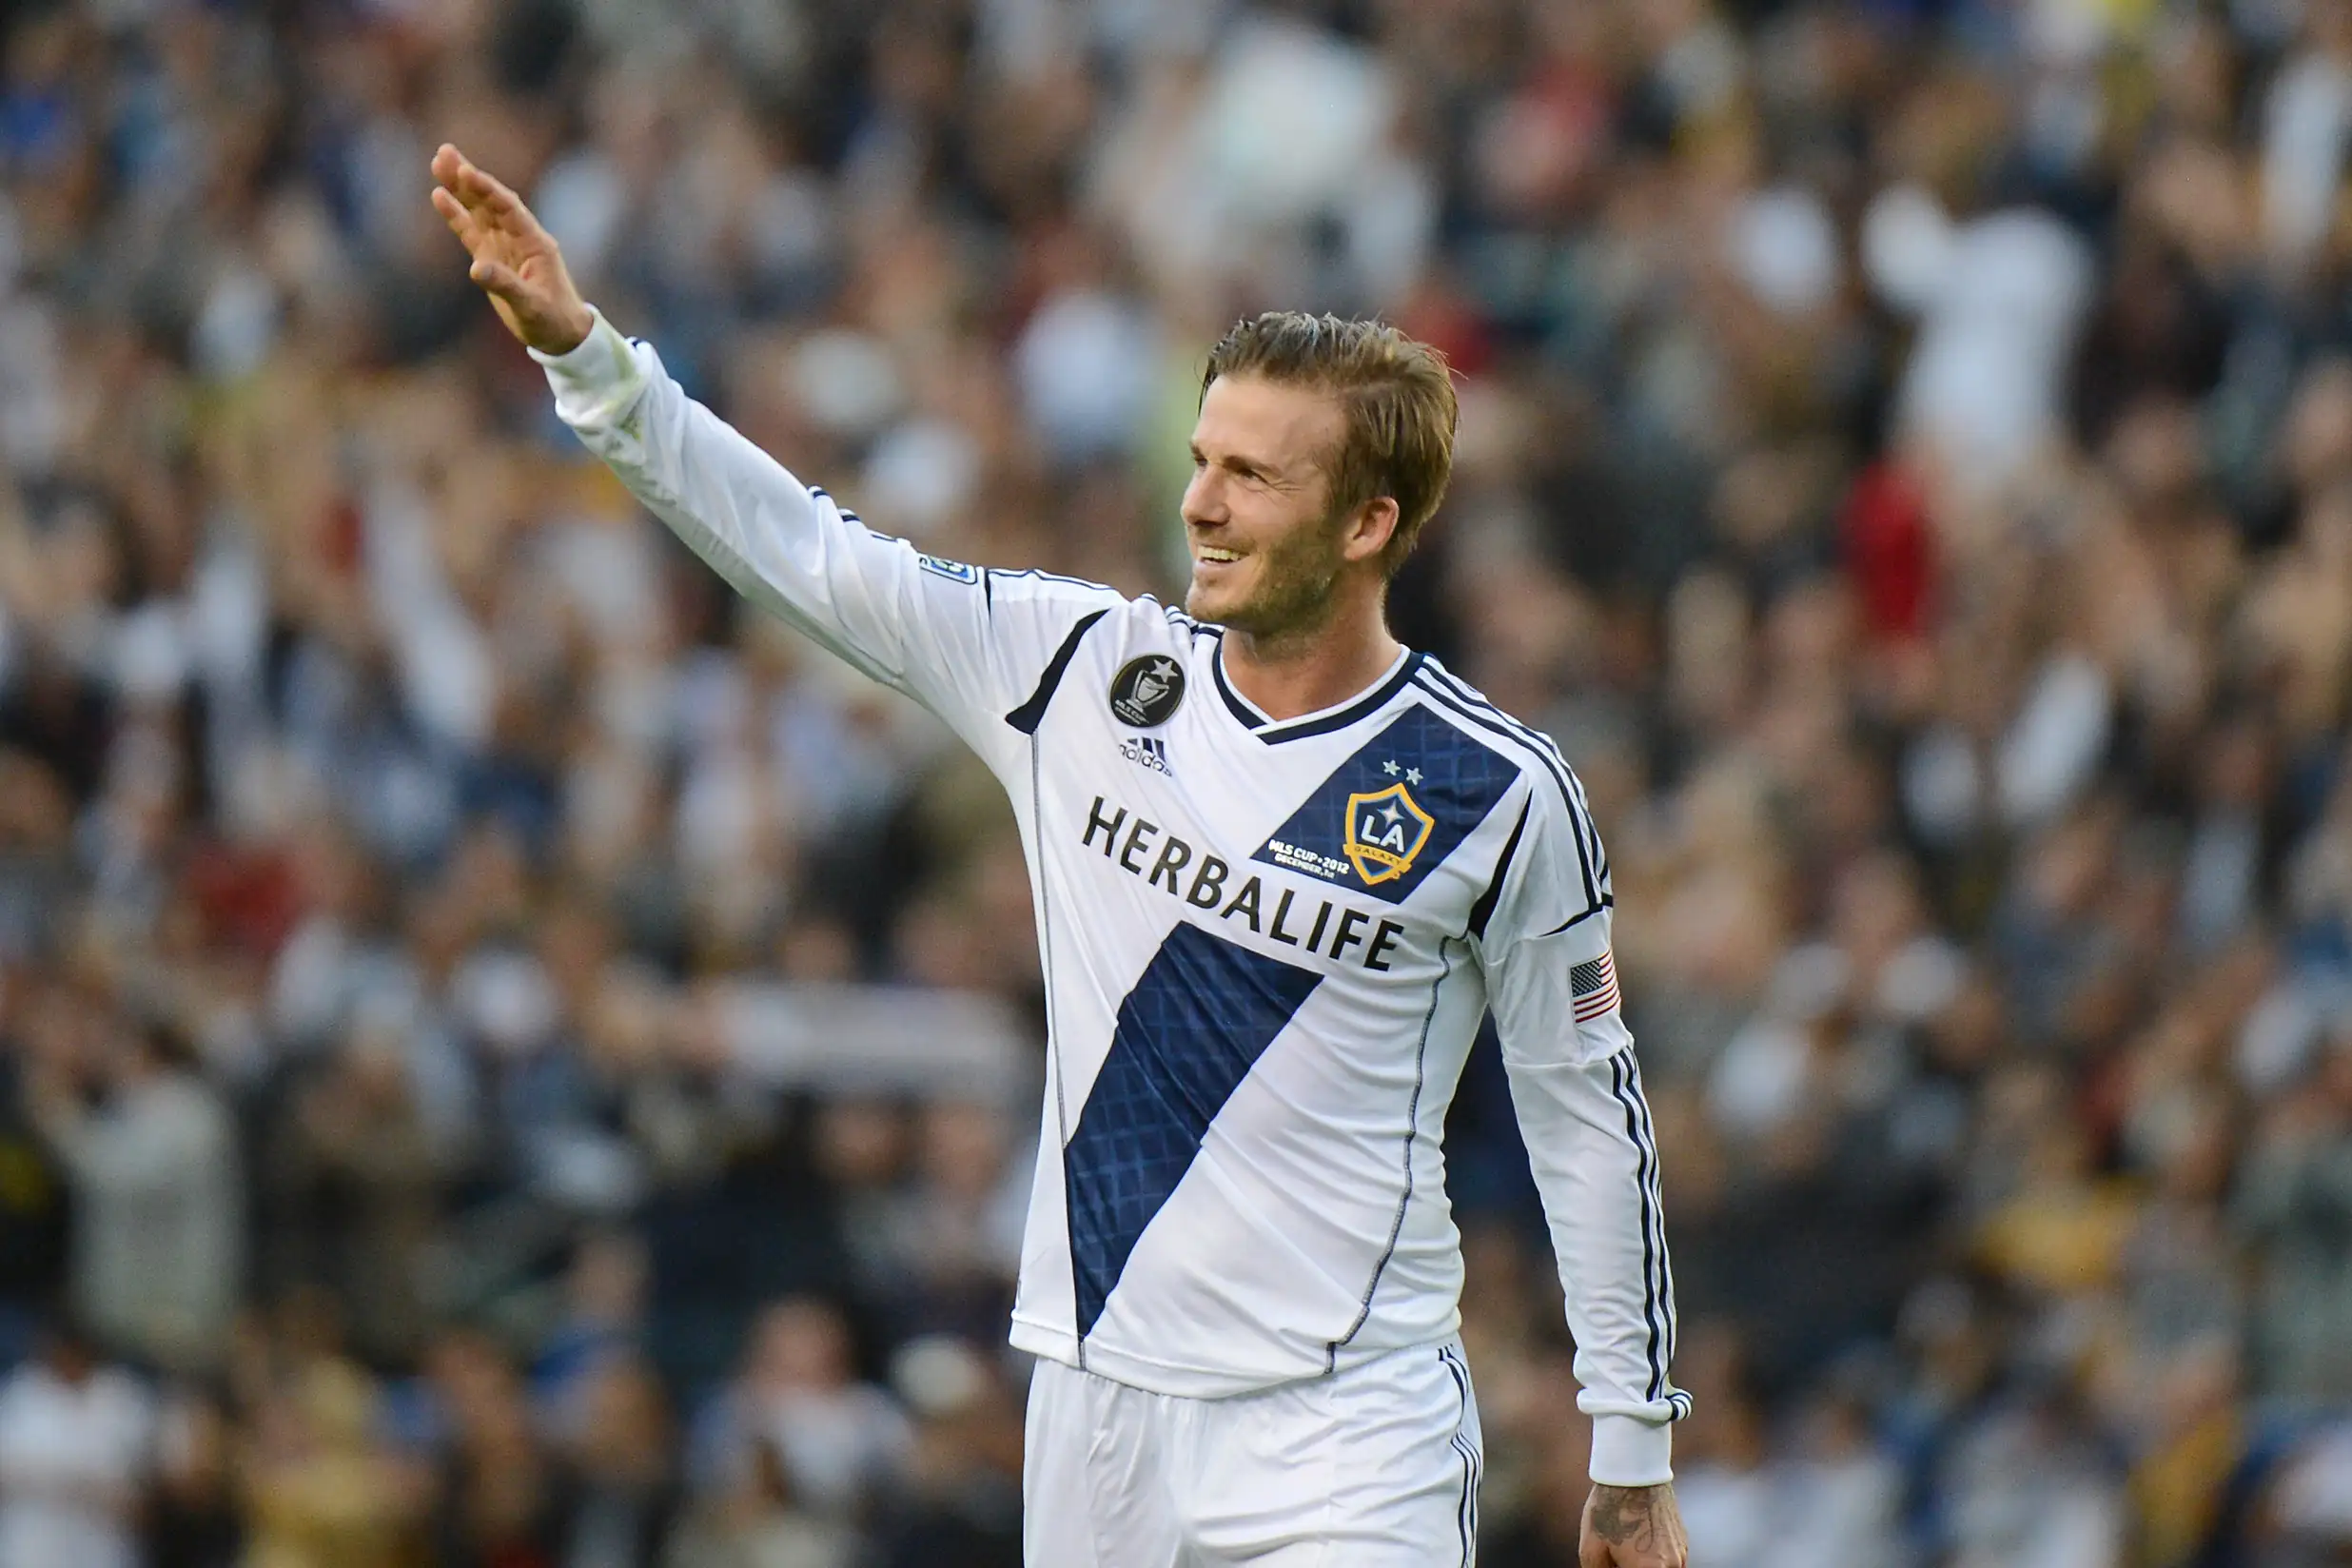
[
  {"x1": 1343, "y1": 782, "x2": 1436, "y2": 885},
  {"x1": 1110, "y1": 655, "x2": 1186, "y2": 727}
]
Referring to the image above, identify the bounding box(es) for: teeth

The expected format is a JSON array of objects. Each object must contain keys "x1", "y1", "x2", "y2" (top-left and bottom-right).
[{"x1": 1199, "y1": 548, "x2": 1242, "y2": 562}]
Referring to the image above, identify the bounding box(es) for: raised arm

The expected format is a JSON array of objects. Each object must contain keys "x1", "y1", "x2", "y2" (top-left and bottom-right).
[
  {"x1": 1472, "y1": 781, "x2": 1690, "y2": 1568},
  {"x1": 429, "y1": 144, "x2": 1122, "y2": 759}
]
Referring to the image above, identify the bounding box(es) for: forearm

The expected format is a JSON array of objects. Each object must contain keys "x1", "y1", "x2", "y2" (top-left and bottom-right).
[
  {"x1": 1505, "y1": 1044, "x2": 1687, "y2": 1486},
  {"x1": 534, "y1": 310, "x2": 920, "y2": 691}
]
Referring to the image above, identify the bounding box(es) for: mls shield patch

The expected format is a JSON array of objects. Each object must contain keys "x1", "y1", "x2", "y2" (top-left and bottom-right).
[{"x1": 1343, "y1": 782, "x2": 1436, "y2": 885}]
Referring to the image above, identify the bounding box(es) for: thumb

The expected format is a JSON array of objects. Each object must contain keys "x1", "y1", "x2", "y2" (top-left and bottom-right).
[{"x1": 469, "y1": 257, "x2": 523, "y2": 298}]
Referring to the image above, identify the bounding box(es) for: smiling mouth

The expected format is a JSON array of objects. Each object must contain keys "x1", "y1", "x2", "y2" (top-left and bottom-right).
[{"x1": 1195, "y1": 547, "x2": 1244, "y2": 564}]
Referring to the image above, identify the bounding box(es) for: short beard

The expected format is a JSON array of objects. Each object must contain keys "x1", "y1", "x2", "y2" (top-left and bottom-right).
[{"x1": 1187, "y1": 509, "x2": 1349, "y2": 646}]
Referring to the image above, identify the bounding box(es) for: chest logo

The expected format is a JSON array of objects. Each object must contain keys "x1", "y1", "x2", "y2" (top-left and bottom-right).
[
  {"x1": 1343, "y1": 782, "x2": 1436, "y2": 885},
  {"x1": 1110, "y1": 655, "x2": 1186, "y2": 727}
]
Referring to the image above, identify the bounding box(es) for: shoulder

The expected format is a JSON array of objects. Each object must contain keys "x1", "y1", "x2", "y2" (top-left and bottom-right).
[
  {"x1": 1405, "y1": 657, "x2": 1594, "y2": 833},
  {"x1": 1147, "y1": 598, "x2": 1224, "y2": 643},
  {"x1": 1110, "y1": 592, "x2": 1220, "y2": 649},
  {"x1": 964, "y1": 565, "x2": 1221, "y2": 648},
  {"x1": 1406, "y1": 659, "x2": 1611, "y2": 928},
  {"x1": 976, "y1": 564, "x2": 1127, "y2": 611},
  {"x1": 1062, "y1": 585, "x2": 1223, "y2": 655},
  {"x1": 980, "y1": 569, "x2": 1226, "y2": 646},
  {"x1": 992, "y1": 579, "x2": 1205, "y2": 735}
]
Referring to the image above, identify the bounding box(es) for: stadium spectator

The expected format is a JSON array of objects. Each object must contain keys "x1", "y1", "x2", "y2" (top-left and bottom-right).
[
  {"x1": 28, "y1": 1019, "x2": 242, "y2": 1374},
  {"x1": 0, "y1": 1323, "x2": 153, "y2": 1568}
]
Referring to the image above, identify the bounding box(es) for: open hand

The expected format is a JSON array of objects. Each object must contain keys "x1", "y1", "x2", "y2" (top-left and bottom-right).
[
  {"x1": 1581, "y1": 1482, "x2": 1690, "y2": 1567},
  {"x1": 429, "y1": 143, "x2": 594, "y2": 356}
]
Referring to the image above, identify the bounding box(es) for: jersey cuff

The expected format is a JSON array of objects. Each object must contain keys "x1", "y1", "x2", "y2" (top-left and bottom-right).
[
  {"x1": 530, "y1": 306, "x2": 645, "y2": 427},
  {"x1": 1588, "y1": 1414, "x2": 1674, "y2": 1487}
]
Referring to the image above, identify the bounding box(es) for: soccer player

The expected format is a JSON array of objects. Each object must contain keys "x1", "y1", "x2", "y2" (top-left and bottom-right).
[{"x1": 432, "y1": 143, "x2": 1690, "y2": 1567}]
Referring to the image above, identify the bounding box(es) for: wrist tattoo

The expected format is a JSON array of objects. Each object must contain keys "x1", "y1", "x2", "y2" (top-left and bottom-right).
[{"x1": 1591, "y1": 1484, "x2": 1660, "y2": 1548}]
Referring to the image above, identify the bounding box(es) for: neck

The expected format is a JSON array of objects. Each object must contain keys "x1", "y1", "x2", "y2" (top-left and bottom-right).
[{"x1": 1221, "y1": 589, "x2": 1404, "y2": 721}]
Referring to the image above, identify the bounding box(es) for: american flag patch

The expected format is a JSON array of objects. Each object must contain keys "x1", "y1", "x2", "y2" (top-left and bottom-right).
[{"x1": 1571, "y1": 951, "x2": 1620, "y2": 1022}]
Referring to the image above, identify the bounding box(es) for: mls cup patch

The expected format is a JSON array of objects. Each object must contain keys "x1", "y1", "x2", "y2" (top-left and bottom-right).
[{"x1": 1110, "y1": 655, "x2": 1186, "y2": 728}]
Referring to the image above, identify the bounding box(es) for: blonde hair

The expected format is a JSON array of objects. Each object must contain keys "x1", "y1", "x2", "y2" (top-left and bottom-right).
[{"x1": 1201, "y1": 312, "x2": 1460, "y2": 574}]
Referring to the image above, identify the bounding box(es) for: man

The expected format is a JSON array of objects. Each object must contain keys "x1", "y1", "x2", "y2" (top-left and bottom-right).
[
  {"x1": 432, "y1": 143, "x2": 1690, "y2": 1566},
  {"x1": 0, "y1": 1322, "x2": 154, "y2": 1568},
  {"x1": 28, "y1": 1021, "x2": 242, "y2": 1376}
]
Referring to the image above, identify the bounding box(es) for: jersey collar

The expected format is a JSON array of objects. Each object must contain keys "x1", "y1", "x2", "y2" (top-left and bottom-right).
[{"x1": 1209, "y1": 642, "x2": 1424, "y2": 744}]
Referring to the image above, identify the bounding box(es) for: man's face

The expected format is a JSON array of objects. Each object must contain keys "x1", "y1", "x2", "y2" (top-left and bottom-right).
[{"x1": 1182, "y1": 375, "x2": 1366, "y2": 637}]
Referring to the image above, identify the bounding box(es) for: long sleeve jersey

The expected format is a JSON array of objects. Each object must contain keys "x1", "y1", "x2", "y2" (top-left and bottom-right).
[{"x1": 536, "y1": 312, "x2": 1688, "y2": 1484}]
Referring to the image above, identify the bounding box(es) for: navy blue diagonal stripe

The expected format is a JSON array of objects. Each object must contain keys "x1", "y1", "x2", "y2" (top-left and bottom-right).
[
  {"x1": 1066, "y1": 922, "x2": 1323, "y2": 1336},
  {"x1": 1250, "y1": 703, "x2": 1519, "y2": 905}
]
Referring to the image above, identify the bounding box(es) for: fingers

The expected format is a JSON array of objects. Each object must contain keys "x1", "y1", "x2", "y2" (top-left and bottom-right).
[
  {"x1": 430, "y1": 143, "x2": 481, "y2": 212},
  {"x1": 431, "y1": 143, "x2": 528, "y2": 225},
  {"x1": 430, "y1": 186, "x2": 481, "y2": 248},
  {"x1": 460, "y1": 161, "x2": 524, "y2": 219}
]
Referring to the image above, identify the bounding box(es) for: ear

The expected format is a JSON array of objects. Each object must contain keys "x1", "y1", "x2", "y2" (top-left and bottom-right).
[{"x1": 1340, "y1": 496, "x2": 1401, "y2": 567}]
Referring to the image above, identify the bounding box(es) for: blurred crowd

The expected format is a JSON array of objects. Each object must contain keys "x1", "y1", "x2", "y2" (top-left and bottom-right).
[{"x1": 7, "y1": 0, "x2": 2352, "y2": 1563}]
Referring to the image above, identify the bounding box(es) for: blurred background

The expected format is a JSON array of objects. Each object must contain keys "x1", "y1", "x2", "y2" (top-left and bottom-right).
[{"x1": 5, "y1": 0, "x2": 2352, "y2": 1563}]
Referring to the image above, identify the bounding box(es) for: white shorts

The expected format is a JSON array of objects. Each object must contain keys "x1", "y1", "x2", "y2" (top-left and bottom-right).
[{"x1": 1022, "y1": 1342, "x2": 1484, "y2": 1566}]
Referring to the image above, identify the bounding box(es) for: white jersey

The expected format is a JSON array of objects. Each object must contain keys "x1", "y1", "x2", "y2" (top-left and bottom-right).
[{"x1": 538, "y1": 313, "x2": 1689, "y2": 1485}]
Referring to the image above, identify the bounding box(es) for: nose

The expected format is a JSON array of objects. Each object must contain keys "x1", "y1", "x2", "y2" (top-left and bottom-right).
[{"x1": 1182, "y1": 467, "x2": 1226, "y2": 530}]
